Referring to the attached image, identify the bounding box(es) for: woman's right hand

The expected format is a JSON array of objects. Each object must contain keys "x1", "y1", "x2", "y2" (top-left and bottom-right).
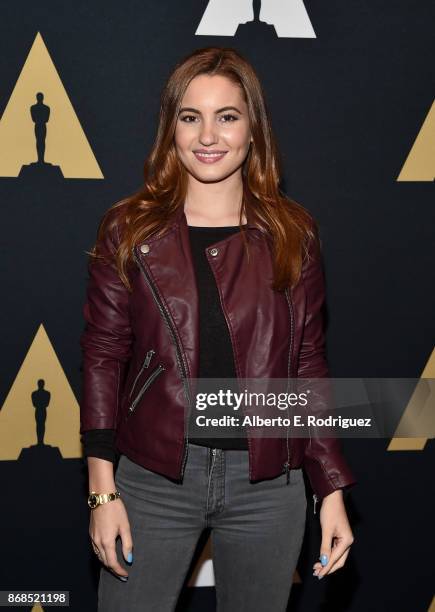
[{"x1": 89, "y1": 497, "x2": 133, "y2": 580}]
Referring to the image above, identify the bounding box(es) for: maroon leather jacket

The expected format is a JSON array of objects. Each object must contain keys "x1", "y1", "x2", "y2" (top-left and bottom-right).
[{"x1": 79, "y1": 204, "x2": 357, "y2": 513}]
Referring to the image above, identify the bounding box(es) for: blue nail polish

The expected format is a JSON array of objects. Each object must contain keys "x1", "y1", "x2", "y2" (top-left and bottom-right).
[
  {"x1": 127, "y1": 551, "x2": 133, "y2": 563},
  {"x1": 320, "y1": 554, "x2": 328, "y2": 566},
  {"x1": 318, "y1": 575, "x2": 324, "y2": 580}
]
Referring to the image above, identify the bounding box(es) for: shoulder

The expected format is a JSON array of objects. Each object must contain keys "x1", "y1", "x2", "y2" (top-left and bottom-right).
[{"x1": 96, "y1": 204, "x2": 129, "y2": 254}]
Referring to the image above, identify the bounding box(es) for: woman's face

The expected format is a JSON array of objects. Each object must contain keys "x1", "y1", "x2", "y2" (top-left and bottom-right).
[{"x1": 174, "y1": 74, "x2": 252, "y2": 184}]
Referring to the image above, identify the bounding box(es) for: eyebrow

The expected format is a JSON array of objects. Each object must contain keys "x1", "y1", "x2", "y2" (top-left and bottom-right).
[{"x1": 178, "y1": 105, "x2": 243, "y2": 115}]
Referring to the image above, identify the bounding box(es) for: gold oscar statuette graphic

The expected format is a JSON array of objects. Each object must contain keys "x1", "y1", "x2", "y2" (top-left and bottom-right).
[
  {"x1": 0, "y1": 31, "x2": 103, "y2": 179},
  {"x1": 397, "y1": 99, "x2": 435, "y2": 182},
  {"x1": 388, "y1": 347, "x2": 435, "y2": 451},
  {"x1": 0, "y1": 323, "x2": 82, "y2": 461}
]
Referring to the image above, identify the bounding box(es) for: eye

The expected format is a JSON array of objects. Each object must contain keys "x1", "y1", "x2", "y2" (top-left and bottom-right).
[
  {"x1": 178, "y1": 113, "x2": 239, "y2": 124},
  {"x1": 219, "y1": 113, "x2": 238, "y2": 123},
  {"x1": 179, "y1": 114, "x2": 197, "y2": 123}
]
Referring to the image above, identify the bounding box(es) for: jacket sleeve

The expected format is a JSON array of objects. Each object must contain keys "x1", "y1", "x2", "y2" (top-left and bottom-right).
[
  {"x1": 81, "y1": 429, "x2": 118, "y2": 463},
  {"x1": 298, "y1": 222, "x2": 357, "y2": 501},
  {"x1": 79, "y1": 223, "x2": 133, "y2": 433}
]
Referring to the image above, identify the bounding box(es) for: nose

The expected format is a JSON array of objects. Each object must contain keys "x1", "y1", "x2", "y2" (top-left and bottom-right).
[{"x1": 199, "y1": 118, "x2": 218, "y2": 145}]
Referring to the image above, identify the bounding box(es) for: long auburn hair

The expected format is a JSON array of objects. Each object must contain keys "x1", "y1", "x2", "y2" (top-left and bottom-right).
[{"x1": 87, "y1": 46, "x2": 317, "y2": 292}]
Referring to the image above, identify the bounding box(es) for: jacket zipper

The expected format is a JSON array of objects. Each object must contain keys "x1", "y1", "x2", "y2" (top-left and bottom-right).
[
  {"x1": 313, "y1": 493, "x2": 318, "y2": 515},
  {"x1": 125, "y1": 363, "x2": 166, "y2": 420},
  {"x1": 133, "y1": 249, "x2": 193, "y2": 478},
  {"x1": 129, "y1": 349, "x2": 155, "y2": 399},
  {"x1": 284, "y1": 287, "x2": 295, "y2": 485}
]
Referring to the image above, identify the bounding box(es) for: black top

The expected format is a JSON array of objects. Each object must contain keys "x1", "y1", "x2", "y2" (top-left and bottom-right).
[
  {"x1": 186, "y1": 224, "x2": 249, "y2": 449},
  {"x1": 81, "y1": 224, "x2": 249, "y2": 463}
]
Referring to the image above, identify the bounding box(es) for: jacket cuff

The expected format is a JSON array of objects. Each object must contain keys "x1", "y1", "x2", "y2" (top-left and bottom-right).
[{"x1": 303, "y1": 453, "x2": 357, "y2": 501}]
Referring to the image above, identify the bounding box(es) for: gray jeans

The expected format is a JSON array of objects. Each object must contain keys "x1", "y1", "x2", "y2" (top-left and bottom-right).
[{"x1": 98, "y1": 443, "x2": 307, "y2": 612}]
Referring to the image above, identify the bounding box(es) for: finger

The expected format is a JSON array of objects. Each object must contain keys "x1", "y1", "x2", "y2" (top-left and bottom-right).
[
  {"x1": 119, "y1": 524, "x2": 134, "y2": 564},
  {"x1": 326, "y1": 548, "x2": 350, "y2": 574},
  {"x1": 313, "y1": 534, "x2": 343, "y2": 574},
  {"x1": 314, "y1": 536, "x2": 352, "y2": 578},
  {"x1": 92, "y1": 538, "x2": 108, "y2": 568},
  {"x1": 314, "y1": 529, "x2": 334, "y2": 576},
  {"x1": 102, "y1": 539, "x2": 129, "y2": 580}
]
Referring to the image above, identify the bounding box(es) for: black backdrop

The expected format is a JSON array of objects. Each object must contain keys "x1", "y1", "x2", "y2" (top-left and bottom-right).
[{"x1": 1, "y1": 2, "x2": 434, "y2": 611}]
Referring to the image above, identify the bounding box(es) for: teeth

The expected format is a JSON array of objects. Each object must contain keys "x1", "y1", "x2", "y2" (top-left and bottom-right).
[{"x1": 195, "y1": 152, "x2": 225, "y2": 157}]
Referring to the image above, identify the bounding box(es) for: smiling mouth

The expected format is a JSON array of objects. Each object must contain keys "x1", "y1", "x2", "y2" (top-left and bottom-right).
[{"x1": 193, "y1": 151, "x2": 228, "y2": 164}]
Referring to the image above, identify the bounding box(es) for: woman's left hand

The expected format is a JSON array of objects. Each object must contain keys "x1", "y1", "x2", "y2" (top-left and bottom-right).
[{"x1": 312, "y1": 489, "x2": 354, "y2": 579}]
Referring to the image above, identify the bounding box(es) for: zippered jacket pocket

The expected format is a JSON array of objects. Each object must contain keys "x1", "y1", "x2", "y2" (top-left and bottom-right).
[
  {"x1": 128, "y1": 349, "x2": 156, "y2": 400},
  {"x1": 125, "y1": 362, "x2": 165, "y2": 421}
]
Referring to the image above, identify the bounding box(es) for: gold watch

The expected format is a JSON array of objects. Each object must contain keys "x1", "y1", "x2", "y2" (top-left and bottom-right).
[{"x1": 88, "y1": 490, "x2": 121, "y2": 509}]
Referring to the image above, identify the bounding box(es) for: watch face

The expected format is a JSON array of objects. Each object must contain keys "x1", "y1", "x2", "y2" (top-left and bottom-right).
[{"x1": 88, "y1": 494, "x2": 98, "y2": 509}]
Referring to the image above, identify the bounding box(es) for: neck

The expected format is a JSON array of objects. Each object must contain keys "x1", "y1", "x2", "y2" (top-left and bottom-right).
[{"x1": 184, "y1": 173, "x2": 245, "y2": 226}]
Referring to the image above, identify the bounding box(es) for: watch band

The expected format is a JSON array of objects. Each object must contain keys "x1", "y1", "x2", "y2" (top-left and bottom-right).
[{"x1": 88, "y1": 490, "x2": 121, "y2": 509}]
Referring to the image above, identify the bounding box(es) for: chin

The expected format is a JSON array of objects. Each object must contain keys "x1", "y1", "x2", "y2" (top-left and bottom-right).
[
  {"x1": 193, "y1": 173, "x2": 230, "y2": 184},
  {"x1": 199, "y1": 168, "x2": 240, "y2": 182},
  {"x1": 194, "y1": 162, "x2": 245, "y2": 181}
]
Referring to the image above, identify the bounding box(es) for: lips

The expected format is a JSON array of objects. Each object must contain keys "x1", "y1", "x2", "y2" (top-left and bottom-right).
[{"x1": 193, "y1": 151, "x2": 228, "y2": 164}]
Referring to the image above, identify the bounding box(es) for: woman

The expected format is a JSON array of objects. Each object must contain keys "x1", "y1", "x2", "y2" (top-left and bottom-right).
[{"x1": 80, "y1": 46, "x2": 357, "y2": 611}]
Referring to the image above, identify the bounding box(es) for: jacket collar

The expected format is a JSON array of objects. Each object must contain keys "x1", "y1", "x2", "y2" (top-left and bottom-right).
[{"x1": 136, "y1": 199, "x2": 263, "y2": 249}]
